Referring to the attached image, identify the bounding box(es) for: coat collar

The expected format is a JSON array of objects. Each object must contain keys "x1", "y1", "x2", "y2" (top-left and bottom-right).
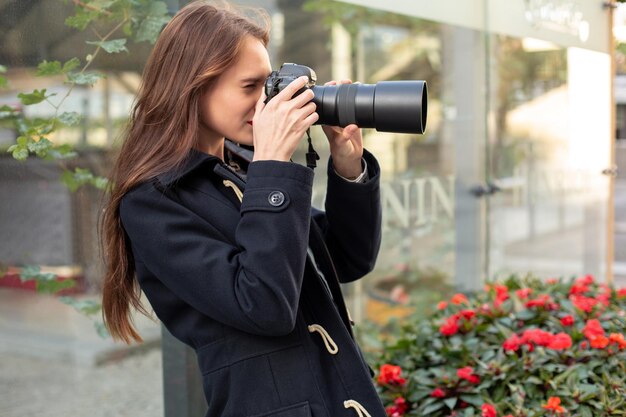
[
  {"x1": 156, "y1": 148, "x2": 220, "y2": 186},
  {"x1": 156, "y1": 141, "x2": 252, "y2": 187}
]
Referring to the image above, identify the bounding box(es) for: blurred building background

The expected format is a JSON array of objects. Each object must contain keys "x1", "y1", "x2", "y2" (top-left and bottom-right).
[{"x1": 0, "y1": 0, "x2": 624, "y2": 416}]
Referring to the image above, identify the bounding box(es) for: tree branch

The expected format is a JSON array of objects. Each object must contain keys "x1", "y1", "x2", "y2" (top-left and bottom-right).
[{"x1": 72, "y1": 0, "x2": 113, "y2": 17}]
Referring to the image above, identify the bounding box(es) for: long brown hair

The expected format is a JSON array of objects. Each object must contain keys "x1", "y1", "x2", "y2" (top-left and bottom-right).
[{"x1": 101, "y1": 0, "x2": 270, "y2": 343}]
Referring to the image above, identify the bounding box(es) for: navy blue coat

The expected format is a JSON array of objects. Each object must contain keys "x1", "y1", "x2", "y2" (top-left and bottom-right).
[{"x1": 120, "y1": 145, "x2": 386, "y2": 417}]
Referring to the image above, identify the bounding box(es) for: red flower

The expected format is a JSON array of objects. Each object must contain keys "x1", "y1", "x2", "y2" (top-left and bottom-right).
[
  {"x1": 560, "y1": 315, "x2": 574, "y2": 326},
  {"x1": 451, "y1": 293, "x2": 469, "y2": 305},
  {"x1": 440, "y1": 316, "x2": 460, "y2": 336},
  {"x1": 617, "y1": 288, "x2": 626, "y2": 298},
  {"x1": 385, "y1": 397, "x2": 408, "y2": 415},
  {"x1": 437, "y1": 301, "x2": 448, "y2": 310},
  {"x1": 522, "y1": 328, "x2": 554, "y2": 347},
  {"x1": 571, "y1": 295, "x2": 600, "y2": 313},
  {"x1": 569, "y1": 282, "x2": 590, "y2": 295},
  {"x1": 378, "y1": 364, "x2": 406, "y2": 386},
  {"x1": 583, "y1": 319, "x2": 605, "y2": 340},
  {"x1": 547, "y1": 333, "x2": 572, "y2": 350},
  {"x1": 590, "y1": 335, "x2": 609, "y2": 349},
  {"x1": 481, "y1": 404, "x2": 497, "y2": 417},
  {"x1": 542, "y1": 397, "x2": 565, "y2": 413},
  {"x1": 459, "y1": 309, "x2": 476, "y2": 320},
  {"x1": 577, "y1": 274, "x2": 594, "y2": 285},
  {"x1": 609, "y1": 333, "x2": 626, "y2": 349},
  {"x1": 525, "y1": 294, "x2": 552, "y2": 309},
  {"x1": 430, "y1": 388, "x2": 446, "y2": 398},
  {"x1": 515, "y1": 288, "x2": 532, "y2": 299},
  {"x1": 457, "y1": 366, "x2": 480, "y2": 384},
  {"x1": 503, "y1": 334, "x2": 522, "y2": 352}
]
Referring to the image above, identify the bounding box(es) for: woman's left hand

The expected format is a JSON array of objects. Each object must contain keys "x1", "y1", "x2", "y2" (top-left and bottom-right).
[{"x1": 321, "y1": 79, "x2": 364, "y2": 180}]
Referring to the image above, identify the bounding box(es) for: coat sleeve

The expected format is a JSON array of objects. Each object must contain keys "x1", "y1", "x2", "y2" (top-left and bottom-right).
[
  {"x1": 313, "y1": 149, "x2": 382, "y2": 283},
  {"x1": 120, "y1": 160, "x2": 313, "y2": 336}
]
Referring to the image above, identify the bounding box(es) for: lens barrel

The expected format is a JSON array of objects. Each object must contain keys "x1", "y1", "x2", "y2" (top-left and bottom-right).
[{"x1": 311, "y1": 81, "x2": 427, "y2": 134}]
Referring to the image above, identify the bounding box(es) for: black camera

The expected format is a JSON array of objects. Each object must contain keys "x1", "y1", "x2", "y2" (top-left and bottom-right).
[{"x1": 264, "y1": 63, "x2": 427, "y2": 134}]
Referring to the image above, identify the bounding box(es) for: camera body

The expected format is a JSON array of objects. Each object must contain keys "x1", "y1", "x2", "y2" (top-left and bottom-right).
[
  {"x1": 264, "y1": 63, "x2": 427, "y2": 134},
  {"x1": 264, "y1": 63, "x2": 316, "y2": 102}
]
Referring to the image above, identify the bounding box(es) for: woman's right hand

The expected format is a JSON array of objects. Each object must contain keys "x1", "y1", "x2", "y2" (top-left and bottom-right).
[{"x1": 252, "y1": 76, "x2": 319, "y2": 162}]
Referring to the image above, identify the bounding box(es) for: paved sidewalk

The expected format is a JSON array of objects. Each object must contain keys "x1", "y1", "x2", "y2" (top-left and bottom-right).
[{"x1": 0, "y1": 348, "x2": 163, "y2": 417}]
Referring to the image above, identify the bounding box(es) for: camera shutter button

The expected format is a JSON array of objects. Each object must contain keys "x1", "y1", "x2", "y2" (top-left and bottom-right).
[{"x1": 268, "y1": 191, "x2": 285, "y2": 207}]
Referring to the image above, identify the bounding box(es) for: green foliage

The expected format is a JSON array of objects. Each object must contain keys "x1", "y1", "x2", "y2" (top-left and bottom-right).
[
  {"x1": 303, "y1": 0, "x2": 437, "y2": 36},
  {"x1": 17, "y1": 89, "x2": 55, "y2": 105},
  {"x1": 58, "y1": 111, "x2": 82, "y2": 126},
  {"x1": 373, "y1": 275, "x2": 626, "y2": 416},
  {"x1": 133, "y1": 1, "x2": 171, "y2": 44},
  {"x1": 61, "y1": 167, "x2": 109, "y2": 191},
  {"x1": 86, "y1": 38, "x2": 128, "y2": 53},
  {"x1": 36, "y1": 58, "x2": 81, "y2": 76},
  {"x1": 66, "y1": 71, "x2": 105, "y2": 85},
  {"x1": 19, "y1": 266, "x2": 76, "y2": 294},
  {"x1": 1, "y1": 0, "x2": 172, "y2": 338},
  {"x1": 0, "y1": 65, "x2": 7, "y2": 88}
]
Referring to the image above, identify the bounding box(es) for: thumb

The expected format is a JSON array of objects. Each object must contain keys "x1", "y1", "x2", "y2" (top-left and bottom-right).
[{"x1": 343, "y1": 124, "x2": 359, "y2": 138}]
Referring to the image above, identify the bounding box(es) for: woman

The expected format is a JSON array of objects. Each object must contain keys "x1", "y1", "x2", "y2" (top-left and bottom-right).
[{"x1": 101, "y1": 1, "x2": 386, "y2": 416}]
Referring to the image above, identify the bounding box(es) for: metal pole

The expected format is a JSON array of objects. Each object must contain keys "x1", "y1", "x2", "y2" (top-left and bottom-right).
[
  {"x1": 162, "y1": 325, "x2": 207, "y2": 417},
  {"x1": 607, "y1": 1, "x2": 617, "y2": 284}
]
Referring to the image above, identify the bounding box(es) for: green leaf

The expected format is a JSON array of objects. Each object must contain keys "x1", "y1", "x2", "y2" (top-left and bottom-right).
[
  {"x1": 36, "y1": 278, "x2": 75, "y2": 294},
  {"x1": 36, "y1": 60, "x2": 63, "y2": 76},
  {"x1": 65, "y1": 9, "x2": 100, "y2": 31},
  {"x1": 443, "y1": 397, "x2": 457, "y2": 409},
  {"x1": 67, "y1": 71, "x2": 105, "y2": 86},
  {"x1": 86, "y1": 38, "x2": 128, "y2": 53},
  {"x1": 515, "y1": 309, "x2": 537, "y2": 321},
  {"x1": 47, "y1": 144, "x2": 78, "y2": 160},
  {"x1": 579, "y1": 405, "x2": 593, "y2": 417},
  {"x1": 27, "y1": 138, "x2": 53, "y2": 157},
  {"x1": 421, "y1": 402, "x2": 444, "y2": 415},
  {"x1": 18, "y1": 89, "x2": 54, "y2": 105},
  {"x1": 94, "y1": 321, "x2": 109, "y2": 338},
  {"x1": 0, "y1": 105, "x2": 18, "y2": 119},
  {"x1": 459, "y1": 395, "x2": 483, "y2": 407},
  {"x1": 0, "y1": 65, "x2": 6, "y2": 73},
  {"x1": 59, "y1": 297, "x2": 101, "y2": 316},
  {"x1": 20, "y1": 265, "x2": 56, "y2": 282},
  {"x1": 0, "y1": 75, "x2": 7, "y2": 88},
  {"x1": 62, "y1": 58, "x2": 81, "y2": 73},
  {"x1": 92, "y1": 176, "x2": 109, "y2": 190},
  {"x1": 11, "y1": 147, "x2": 29, "y2": 161},
  {"x1": 135, "y1": 1, "x2": 170, "y2": 44},
  {"x1": 61, "y1": 169, "x2": 79, "y2": 192},
  {"x1": 60, "y1": 167, "x2": 108, "y2": 192},
  {"x1": 58, "y1": 111, "x2": 82, "y2": 126}
]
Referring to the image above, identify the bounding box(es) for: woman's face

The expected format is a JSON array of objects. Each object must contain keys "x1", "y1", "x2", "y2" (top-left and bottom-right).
[{"x1": 199, "y1": 36, "x2": 271, "y2": 150}]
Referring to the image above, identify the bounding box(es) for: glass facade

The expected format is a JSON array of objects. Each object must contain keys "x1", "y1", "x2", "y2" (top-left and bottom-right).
[
  {"x1": 0, "y1": 0, "x2": 615, "y2": 415},
  {"x1": 332, "y1": 0, "x2": 613, "y2": 326}
]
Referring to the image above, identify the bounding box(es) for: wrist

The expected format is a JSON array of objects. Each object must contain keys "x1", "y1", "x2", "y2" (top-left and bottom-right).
[{"x1": 333, "y1": 158, "x2": 363, "y2": 180}]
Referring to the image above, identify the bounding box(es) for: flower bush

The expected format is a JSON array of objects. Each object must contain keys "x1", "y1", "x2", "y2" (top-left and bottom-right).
[{"x1": 374, "y1": 274, "x2": 626, "y2": 417}]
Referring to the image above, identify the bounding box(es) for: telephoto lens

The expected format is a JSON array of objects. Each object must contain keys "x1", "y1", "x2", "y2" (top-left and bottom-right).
[
  {"x1": 311, "y1": 81, "x2": 427, "y2": 134},
  {"x1": 264, "y1": 63, "x2": 428, "y2": 134}
]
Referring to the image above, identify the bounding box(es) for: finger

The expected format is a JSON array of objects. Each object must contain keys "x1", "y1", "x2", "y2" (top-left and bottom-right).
[
  {"x1": 343, "y1": 124, "x2": 359, "y2": 138},
  {"x1": 295, "y1": 101, "x2": 317, "y2": 119},
  {"x1": 275, "y1": 76, "x2": 310, "y2": 101},
  {"x1": 324, "y1": 81, "x2": 337, "y2": 86},
  {"x1": 339, "y1": 79, "x2": 353, "y2": 85},
  {"x1": 301, "y1": 110, "x2": 319, "y2": 127},
  {"x1": 290, "y1": 88, "x2": 315, "y2": 108}
]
